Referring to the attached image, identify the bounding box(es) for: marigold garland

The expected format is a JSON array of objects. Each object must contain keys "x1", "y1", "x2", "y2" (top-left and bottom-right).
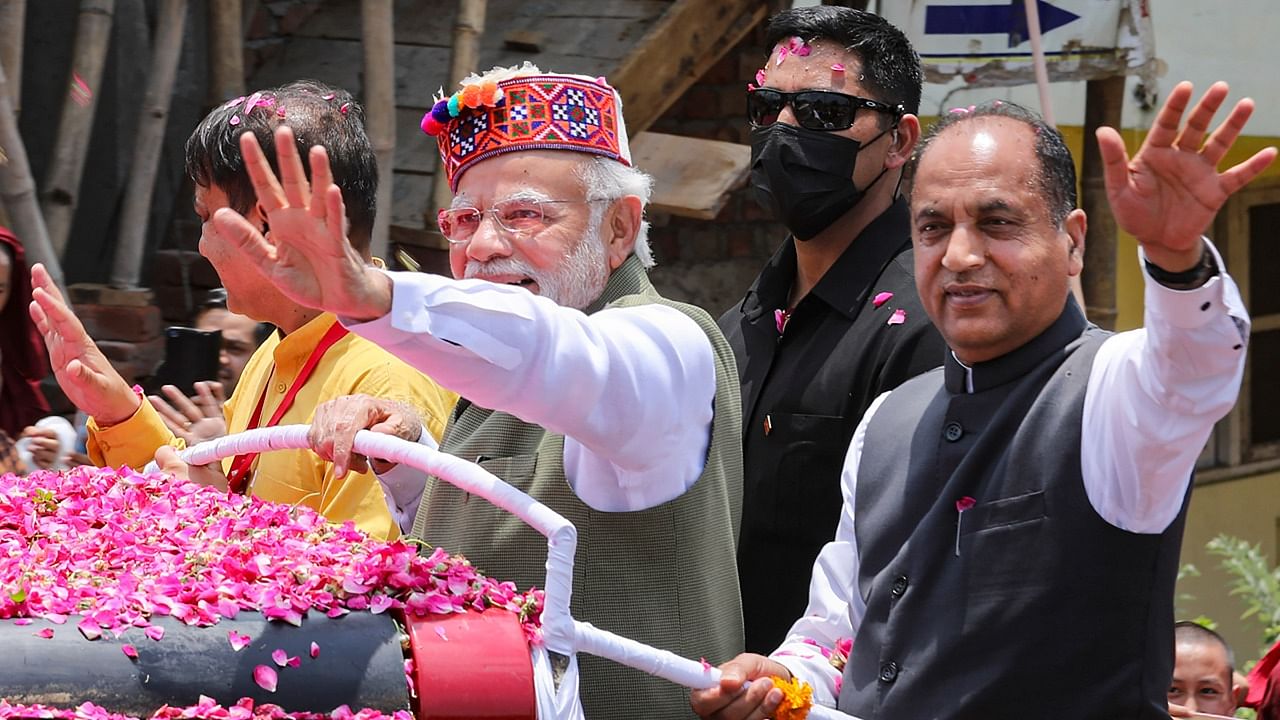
[{"x1": 773, "y1": 675, "x2": 813, "y2": 720}]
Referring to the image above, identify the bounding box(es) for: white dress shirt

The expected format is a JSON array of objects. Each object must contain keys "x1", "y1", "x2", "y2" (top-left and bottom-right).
[
  {"x1": 344, "y1": 271, "x2": 717, "y2": 531},
  {"x1": 772, "y1": 241, "x2": 1250, "y2": 707}
]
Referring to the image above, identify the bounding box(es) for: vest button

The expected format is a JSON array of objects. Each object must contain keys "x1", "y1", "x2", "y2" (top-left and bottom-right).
[
  {"x1": 879, "y1": 661, "x2": 899, "y2": 683},
  {"x1": 890, "y1": 575, "x2": 908, "y2": 598},
  {"x1": 944, "y1": 421, "x2": 963, "y2": 442}
]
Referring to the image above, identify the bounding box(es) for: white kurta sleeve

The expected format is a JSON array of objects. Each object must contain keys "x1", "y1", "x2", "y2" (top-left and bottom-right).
[
  {"x1": 770, "y1": 392, "x2": 885, "y2": 707},
  {"x1": 1081, "y1": 240, "x2": 1249, "y2": 533},
  {"x1": 345, "y1": 270, "x2": 716, "y2": 513}
]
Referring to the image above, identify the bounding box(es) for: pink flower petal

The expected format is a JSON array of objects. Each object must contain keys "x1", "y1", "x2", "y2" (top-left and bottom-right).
[
  {"x1": 145, "y1": 625, "x2": 165, "y2": 641},
  {"x1": 13, "y1": 618, "x2": 32, "y2": 626},
  {"x1": 888, "y1": 308, "x2": 907, "y2": 325},
  {"x1": 700, "y1": 657, "x2": 712, "y2": 671},
  {"x1": 831, "y1": 63, "x2": 846, "y2": 72},
  {"x1": 229, "y1": 115, "x2": 241, "y2": 126},
  {"x1": 122, "y1": 644, "x2": 138, "y2": 659},
  {"x1": 873, "y1": 291, "x2": 894, "y2": 308},
  {"x1": 35, "y1": 628, "x2": 54, "y2": 639},
  {"x1": 310, "y1": 641, "x2": 320, "y2": 658},
  {"x1": 228, "y1": 630, "x2": 251, "y2": 651},
  {"x1": 272, "y1": 648, "x2": 289, "y2": 667},
  {"x1": 253, "y1": 664, "x2": 278, "y2": 693},
  {"x1": 287, "y1": 655, "x2": 301, "y2": 668},
  {"x1": 434, "y1": 626, "x2": 448, "y2": 642},
  {"x1": 755, "y1": 69, "x2": 767, "y2": 86},
  {"x1": 78, "y1": 618, "x2": 102, "y2": 641}
]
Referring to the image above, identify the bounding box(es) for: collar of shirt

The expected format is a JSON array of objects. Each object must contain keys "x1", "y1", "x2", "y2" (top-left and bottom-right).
[
  {"x1": 740, "y1": 198, "x2": 913, "y2": 322},
  {"x1": 270, "y1": 311, "x2": 344, "y2": 381},
  {"x1": 944, "y1": 296, "x2": 1090, "y2": 394}
]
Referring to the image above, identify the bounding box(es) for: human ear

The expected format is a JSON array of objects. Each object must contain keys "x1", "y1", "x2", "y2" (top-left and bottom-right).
[
  {"x1": 604, "y1": 196, "x2": 642, "y2": 271},
  {"x1": 1063, "y1": 208, "x2": 1087, "y2": 276},
  {"x1": 885, "y1": 114, "x2": 921, "y2": 169}
]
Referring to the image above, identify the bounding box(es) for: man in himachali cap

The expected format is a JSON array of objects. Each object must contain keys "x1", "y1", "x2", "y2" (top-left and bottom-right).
[{"x1": 208, "y1": 63, "x2": 747, "y2": 719}]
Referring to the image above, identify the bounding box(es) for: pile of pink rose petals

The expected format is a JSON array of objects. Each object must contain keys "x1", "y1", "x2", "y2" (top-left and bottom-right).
[{"x1": 0, "y1": 465, "x2": 545, "y2": 719}]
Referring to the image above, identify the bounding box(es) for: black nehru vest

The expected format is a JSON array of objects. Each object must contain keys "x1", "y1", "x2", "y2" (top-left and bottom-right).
[{"x1": 839, "y1": 300, "x2": 1188, "y2": 720}]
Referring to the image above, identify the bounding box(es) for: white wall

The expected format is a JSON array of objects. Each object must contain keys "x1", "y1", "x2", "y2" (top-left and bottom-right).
[{"x1": 912, "y1": 0, "x2": 1280, "y2": 135}]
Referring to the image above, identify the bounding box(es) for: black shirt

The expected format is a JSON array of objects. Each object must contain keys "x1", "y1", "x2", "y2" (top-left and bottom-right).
[{"x1": 718, "y1": 199, "x2": 946, "y2": 653}]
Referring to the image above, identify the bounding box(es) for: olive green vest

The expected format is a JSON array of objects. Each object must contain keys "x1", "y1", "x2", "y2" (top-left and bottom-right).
[{"x1": 410, "y1": 256, "x2": 744, "y2": 719}]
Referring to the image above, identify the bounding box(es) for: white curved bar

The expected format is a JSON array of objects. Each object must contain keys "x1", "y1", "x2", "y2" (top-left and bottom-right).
[{"x1": 144, "y1": 426, "x2": 860, "y2": 719}]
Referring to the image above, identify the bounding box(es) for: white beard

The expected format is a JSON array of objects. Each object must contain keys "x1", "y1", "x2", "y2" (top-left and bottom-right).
[{"x1": 463, "y1": 220, "x2": 611, "y2": 310}]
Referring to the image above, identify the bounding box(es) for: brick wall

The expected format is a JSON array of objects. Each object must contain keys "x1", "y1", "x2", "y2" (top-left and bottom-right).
[{"x1": 645, "y1": 25, "x2": 788, "y2": 317}]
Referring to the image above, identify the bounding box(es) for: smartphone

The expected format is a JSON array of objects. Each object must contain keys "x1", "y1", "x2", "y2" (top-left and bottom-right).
[{"x1": 147, "y1": 327, "x2": 223, "y2": 397}]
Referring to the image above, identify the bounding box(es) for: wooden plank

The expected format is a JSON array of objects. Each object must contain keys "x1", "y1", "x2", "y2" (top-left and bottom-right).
[
  {"x1": 478, "y1": 16, "x2": 657, "y2": 63},
  {"x1": 630, "y1": 131, "x2": 749, "y2": 221},
  {"x1": 249, "y1": 38, "x2": 449, "y2": 108},
  {"x1": 609, "y1": 0, "x2": 766, "y2": 135},
  {"x1": 395, "y1": 107, "x2": 438, "y2": 173},
  {"x1": 391, "y1": 170, "x2": 433, "y2": 230}
]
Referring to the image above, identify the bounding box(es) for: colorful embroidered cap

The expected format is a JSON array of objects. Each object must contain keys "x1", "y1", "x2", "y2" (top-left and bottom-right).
[{"x1": 423, "y1": 66, "x2": 632, "y2": 192}]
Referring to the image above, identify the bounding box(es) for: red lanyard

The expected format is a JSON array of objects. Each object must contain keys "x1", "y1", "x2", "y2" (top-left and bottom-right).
[{"x1": 226, "y1": 321, "x2": 349, "y2": 494}]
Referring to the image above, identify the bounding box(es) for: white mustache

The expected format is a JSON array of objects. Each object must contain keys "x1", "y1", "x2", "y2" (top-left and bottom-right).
[{"x1": 464, "y1": 257, "x2": 541, "y2": 283}]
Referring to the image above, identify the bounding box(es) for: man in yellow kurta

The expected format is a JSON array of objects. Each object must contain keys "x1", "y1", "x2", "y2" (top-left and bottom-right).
[{"x1": 29, "y1": 81, "x2": 455, "y2": 540}]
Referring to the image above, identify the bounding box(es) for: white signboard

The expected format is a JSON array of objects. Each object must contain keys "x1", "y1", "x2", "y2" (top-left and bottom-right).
[{"x1": 880, "y1": 0, "x2": 1158, "y2": 87}]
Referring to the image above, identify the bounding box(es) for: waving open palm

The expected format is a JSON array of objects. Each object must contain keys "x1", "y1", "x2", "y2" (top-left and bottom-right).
[
  {"x1": 1097, "y1": 81, "x2": 1277, "y2": 271},
  {"x1": 211, "y1": 126, "x2": 392, "y2": 321}
]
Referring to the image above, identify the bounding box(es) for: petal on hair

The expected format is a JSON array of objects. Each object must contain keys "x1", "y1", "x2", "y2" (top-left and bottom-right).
[{"x1": 229, "y1": 115, "x2": 241, "y2": 126}]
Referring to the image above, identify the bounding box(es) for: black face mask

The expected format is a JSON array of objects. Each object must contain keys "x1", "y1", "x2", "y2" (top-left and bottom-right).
[{"x1": 749, "y1": 123, "x2": 892, "y2": 241}]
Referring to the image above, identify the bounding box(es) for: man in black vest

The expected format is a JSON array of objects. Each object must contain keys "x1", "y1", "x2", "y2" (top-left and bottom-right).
[
  {"x1": 722, "y1": 6, "x2": 945, "y2": 654},
  {"x1": 694, "y1": 82, "x2": 1275, "y2": 719}
]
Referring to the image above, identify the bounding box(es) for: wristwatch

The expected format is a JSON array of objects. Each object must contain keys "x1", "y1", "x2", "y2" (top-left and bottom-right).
[{"x1": 1144, "y1": 243, "x2": 1220, "y2": 290}]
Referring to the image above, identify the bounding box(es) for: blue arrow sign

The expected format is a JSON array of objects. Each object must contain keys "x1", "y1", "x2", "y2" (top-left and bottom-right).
[{"x1": 925, "y1": 1, "x2": 1081, "y2": 48}]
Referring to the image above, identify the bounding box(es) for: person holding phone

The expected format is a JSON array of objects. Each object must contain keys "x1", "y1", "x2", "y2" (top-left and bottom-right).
[
  {"x1": 30, "y1": 81, "x2": 457, "y2": 540},
  {"x1": 147, "y1": 290, "x2": 271, "y2": 446}
]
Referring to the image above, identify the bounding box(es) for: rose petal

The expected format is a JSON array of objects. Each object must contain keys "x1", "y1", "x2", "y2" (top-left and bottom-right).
[
  {"x1": 272, "y1": 648, "x2": 288, "y2": 667},
  {"x1": 310, "y1": 641, "x2": 320, "y2": 659},
  {"x1": 145, "y1": 625, "x2": 165, "y2": 641},
  {"x1": 873, "y1": 291, "x2": 894, "y2": 308},
  {"x1": 122, "y1": 644, "x2": 138, "y2": 659},
  {"x1": 35, "y1": 628, "x2": 54, "y2": 639},
  {"x1": 253, "y1": 664, "x2": 278, "y2": 693},
  {"x1": 888, "y1": 308, "x2": 907, "y2": 325},
  {"x1": 831, "y1": 63, "x2": 846, "y2": 72},
  {"x1": 228, "y1": 630, "x2": 251, "y2": 651}
]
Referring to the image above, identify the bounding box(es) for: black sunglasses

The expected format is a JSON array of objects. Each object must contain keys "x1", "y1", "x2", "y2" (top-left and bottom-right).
[{"x1": 747, "y1": 88, "x2": 903, "y2": 131}]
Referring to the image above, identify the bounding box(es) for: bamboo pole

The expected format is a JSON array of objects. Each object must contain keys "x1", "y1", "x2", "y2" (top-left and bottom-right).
[
  {"x1": 0, "y1": 0, "x2": 26, "y2": 115},
  {"x1": 362, "y1": 0, "x2": 395, "y2": 259},
  {"x1": 0, "y1": 59, "x2": 65, "y2": 291},
  {"x1": 110, "y1": 0, "x2": 187, "y2": 289},
  {"x1": 428, "y1": 0, "x2": 486, "y2": 246},
  {"x1": 208, "y1": 0, "x2": 244, "y2": 104},
  {"x1": 42, "y1": 0, "x2": 116, "y2": 259},
  {"x1": 1081, "y1": 75, "x2": 1126, "y2": 331}
]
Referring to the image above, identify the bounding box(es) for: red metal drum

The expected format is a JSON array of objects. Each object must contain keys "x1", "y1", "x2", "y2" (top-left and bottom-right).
[{"x1": 406, "y1": 609, "x2": 537, "y2": 719}]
